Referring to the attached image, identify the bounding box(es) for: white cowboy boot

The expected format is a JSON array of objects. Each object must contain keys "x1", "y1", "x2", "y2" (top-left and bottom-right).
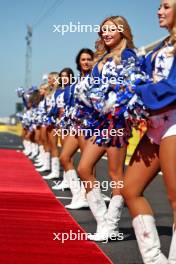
[
  {"x1": 52, "y1": 171, "x2": 70, "y2": 190},
  {"x1": 22, "y1": 140, "x2": 28, "y2": 154},
  {"x1": 35, "y1": 150, "x2": 45, "y2": 167},
  {"x1": 168, "y1": 224, "x2": 176, "y2": 264},
  {"x1": 36, "y1": 152, "x2": 50, "y2": 172},
  {"x1": 106, "y1": 195, "x2": 124, "y2": 238},
  {"x1": 43, "y1": 157, "x2": 60, "y2": 180},
  {"x1": 34, "y1": 145, "x2": 44, "y2": 163},
  {"x1": 29, "y1": 143, "x2": 39, "y2": 159},
  {"x1": 64, "y1": 170, "x2": 88, "y2": 209},
  {"x1": 23, "y1": 140, "x2": 32, "y2": 156},
  {"x1": 35, "y1": 159, "x2": 44, "y2": 167},
  {"x1": 132, "y1": 215, "x2": 168, "y2": 264},
  {"x1": 86, "y1": 187, "x2": 110, "y2": 242}
]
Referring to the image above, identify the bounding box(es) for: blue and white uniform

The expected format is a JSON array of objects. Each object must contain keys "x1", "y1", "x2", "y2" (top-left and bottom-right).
[
  {"x1": 16, "y1": 87, "x2": 39, "y2": 131},
  {"x1": 42, "y1": 87, "x2": 59, "y2": 126},
  {"x1": 74, "y1": 49, "x2": 149, "y2": 147},
  {"x1": 135, "y1": 42, "x2": 176, "y2": 144},
  {"x1": 35, "y1": 97, "x2": 46, "y2": 126},
  {"x1": 21, "y1": 109, "x2": 32, "y2": 130},
  {"x1": 47, "y1": 87, "x2": 64, "y2": 127},
  {"x1": 28, "y1": 106, "x2": 40, "y2": 131},
  {"x1": 59, "y1": 79, "x2": 83, "y2": 130}
]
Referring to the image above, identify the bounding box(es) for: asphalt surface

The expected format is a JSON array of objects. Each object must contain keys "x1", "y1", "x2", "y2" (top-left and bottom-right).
[{"x1": 0, "y1": 132, "x2": 173, "y2": 264}]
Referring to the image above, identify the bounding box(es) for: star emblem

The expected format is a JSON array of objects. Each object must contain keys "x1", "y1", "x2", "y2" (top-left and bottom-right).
[
  {"x1": 163, "y1": 115, "x2": 169, "y2": 121},
  {"x1": 143, "y1": 231, "x2": 150, "y2": 238},
  {"x1": 158, "y1": 55, "x2": 165, "y2": 62},
  {"x1": 157, "y1": 65, "x2": 164, "y2": 74}
]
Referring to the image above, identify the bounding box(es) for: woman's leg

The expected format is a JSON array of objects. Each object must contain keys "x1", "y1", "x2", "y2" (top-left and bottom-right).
[
  {"x1": 37, "y1": 127, "x2": 43, "y2": 146},
  {"x1": 41, "y1": 125, "x2": 50, "y2": 152},
  {"x1": 77, "y1": 135, "x2": 87, "y2": 152},
  {"x1": 22, "y1": 128, "x2": 31, "y2": 155},
  {"x1": 122, "y1": 135, "x2": 167, "y2": 264},
  {"x1": 60, "y1": 135, "x2": 78, "y2": 171},
  {"x1": 21, "y1": 127, "x2": 27, "y2": 139},
  {"x1": 160, "y1": 136, "x2": 176, "y2": 263},
  {"x1": 34, "y1": 126, "x2": 45, "y2": 164},
  {"x1": 107, "y1": 146, "x2": 127, "y2": 196},
  {"x1": 48, "y1": 127, "x2": 59, "y2": 157},
  {"x1": 28, "y1": 129, "x2": 39, "y2": 159},
  {"x1": 123, "y1": 135, "x2": 160, "y2": 217},
  {"x1": 78, "y1": 136, "x2": 97, "y2": 177},
  {"x1": 60, "y1": 134, "x2": 67, "y2": 147},
  {"x1": 77, "y1": 136, "x2": 95, "y2": 208},
  {"x1": 34, "y1": 127, "x2": 40, "y2": 145},
  {"x1": 24, "y1": 130, "x2": 36, "y2": 158},
  {"x1": 51, "y1": 134, "x2": 70, "y2": 190},
  {"x1": 77, "y1": 141, "x2": 110, "y2": 241},
  {"x1": 34, "y1": 127, "x2": 45, "y2": 162},
  {"x1": 25, "y1": 130, "x2": 33, "y2": 141},
  {"x1": 60, "y1": 135, "x2": 89, "y2": 209},
  {"x1": 77, "y1": 140, "x2": 105, "y2": 192},
  {"x1": 54, "y1": 135, "x2": 88, "y2": 192},
  {"x1": 105, "y1": 146, "x2": 127, "y2": 237},
  {"x1": 37, "y1": 126, "x2": 51, "y2": 172},
  {"x1": 43, "y1": 126, "x2": 60, "y2": 179}
]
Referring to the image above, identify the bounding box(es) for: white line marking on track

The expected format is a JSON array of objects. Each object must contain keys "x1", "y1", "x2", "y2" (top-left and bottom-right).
[{"x1": 56, "y1": 196, "x2": 72, "y2": 200}]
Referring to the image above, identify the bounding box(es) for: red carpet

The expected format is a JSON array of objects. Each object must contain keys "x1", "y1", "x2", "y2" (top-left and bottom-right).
[{"x1": 0, "y1": 149, "x2": 112, "y2": 264}]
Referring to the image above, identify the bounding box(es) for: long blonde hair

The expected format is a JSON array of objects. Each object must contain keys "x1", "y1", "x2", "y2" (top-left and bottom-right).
[
  {"x1": 168, "y1": 0, "x2": 176, "y2": 54},
  {"x1": 39, "y1": 83, "x2": 49, "y2": 96},
  {"x1": 47, "y1": 72, "x2": 59, "y2": 96},
  {"x1": 94, "y1": 16, "x2": 135, "y2": 65}
]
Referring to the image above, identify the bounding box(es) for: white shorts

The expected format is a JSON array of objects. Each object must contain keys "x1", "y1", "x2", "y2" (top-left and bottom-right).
[{"x1": 147, "y1": 108, "x2": 176, "y2": 145}]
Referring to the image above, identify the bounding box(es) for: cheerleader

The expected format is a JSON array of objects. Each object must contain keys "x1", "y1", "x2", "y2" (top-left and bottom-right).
[
  {"x1": 33, "y1": 83, "x2": 48, "y2": 166},
  {"x1": 122, "y1": 1, "x2": 176, "y2": 263},
  {"x1": 18, "y1": 87, "x2": 39, "y2": 157},
  {"x1": 76, "y1": 16, "x2": 145, "y2": 241},
  {"x1": 37, "y1": 72, "x2": 59, "y2": 174},
  {"x1": 58, "y1": 48, "x2": 94, "y2": 209},
  {"x1": 16, "y1": 87, "x2": 32, "y2": 156},
  {"x1": 27, "y1": 89, "x2": 42, "y2": 160},
  {"x1": 43, "y1": 68, "x2": 74, "y2": 180}
]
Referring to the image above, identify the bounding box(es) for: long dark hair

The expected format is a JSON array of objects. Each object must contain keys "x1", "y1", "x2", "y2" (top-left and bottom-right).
[
  {"x1": 59, "y1": 67, "x2": 74, "y2": 87},
  {"x1": 75, "y1": 48, "x2": 94, "y2": 72}
]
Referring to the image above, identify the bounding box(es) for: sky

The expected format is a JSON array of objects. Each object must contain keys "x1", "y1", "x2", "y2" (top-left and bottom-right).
[{"x1": 0, "y1": 0, "x2": 167, "y2": 117}]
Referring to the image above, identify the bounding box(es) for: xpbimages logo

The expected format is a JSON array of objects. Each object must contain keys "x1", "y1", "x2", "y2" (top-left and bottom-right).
[
  {"x1": 53, "y1": 21, "x2": 124, "y2": 35},
  {"x1": 53, "y1": 230, "x2": 124, "y2": 244},
  {"x1": 53, "y1": 128, "x2": 125, "y2": 139}
]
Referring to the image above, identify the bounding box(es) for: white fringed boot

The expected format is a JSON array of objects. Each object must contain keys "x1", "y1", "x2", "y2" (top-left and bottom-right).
[
  {"x1": 86, "y1": 187, "x2": 110, "y2": 242},
  {"x1": 43, "y1": 157, "x2": 60, "y2": 180},
  {"x1": 35, "y1": 148, "x2": 45, "y2": 167},
  {"x1": 168, "y1": 224, "x2": 176, "y2": 264},
  {"x1": 34, "y1": 145, "x2": 44, "y2": 163},
  {"x1": 105, "y1": 195, "x2": 124, "y2": 237},
  {"x1": 23, "y1": 140, "x2": 32, "y2": 156},
  {"x1": 52, "y1": 171, "x2": 70, "y2": 190},
  {"x1": 64, "y1": 170, "x2": 88, "y2": 209},
  {"x1": 29, "y1": 143, "x2": 39, "y2": 159},
  {"x1": 132, "y1": 215, "x2": 168, "y2": 264},
  {"x1": 36, "y1": 152, "x2": 51, "y2": 172}
]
